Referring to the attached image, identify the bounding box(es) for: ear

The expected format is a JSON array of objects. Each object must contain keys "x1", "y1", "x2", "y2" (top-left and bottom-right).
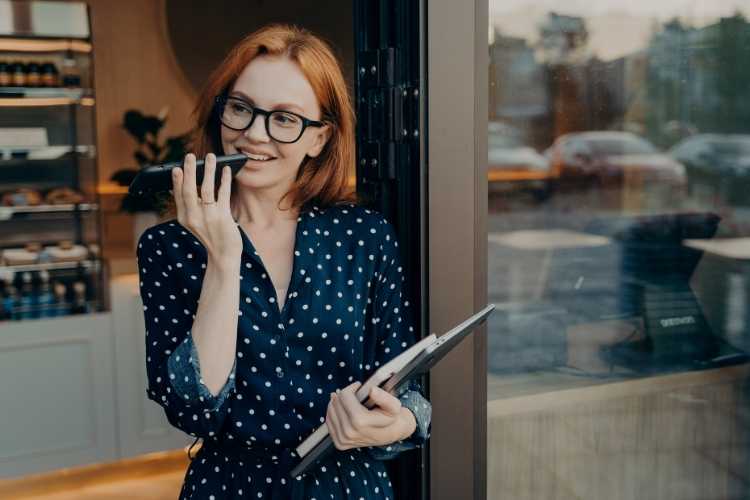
[{"x1": 306, "y1": 123, "x2": 332, "y2": 158}]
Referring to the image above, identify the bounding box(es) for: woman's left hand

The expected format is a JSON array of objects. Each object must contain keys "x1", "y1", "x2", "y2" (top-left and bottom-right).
[{"x1": 326, "y1": 381, "x2": 416, "y2": 451}]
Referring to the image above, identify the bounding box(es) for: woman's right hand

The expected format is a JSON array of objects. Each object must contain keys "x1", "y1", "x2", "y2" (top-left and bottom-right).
[{"x1": 172, "y1": 153, "x2": 243, "y2": 265}]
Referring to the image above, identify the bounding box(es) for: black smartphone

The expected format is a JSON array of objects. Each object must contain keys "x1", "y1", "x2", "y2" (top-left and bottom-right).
[{"x1": 128, "y1": 153, "x2": 249, "y2": 196}]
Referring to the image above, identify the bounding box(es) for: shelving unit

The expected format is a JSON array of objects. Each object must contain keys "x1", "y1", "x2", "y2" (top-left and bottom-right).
[
  {"x1": 0, "y1": 1, "x2": 106, "y2": 322},
  {"x1": 0, "y1": 1, "x2": 187, "y2": 480}
]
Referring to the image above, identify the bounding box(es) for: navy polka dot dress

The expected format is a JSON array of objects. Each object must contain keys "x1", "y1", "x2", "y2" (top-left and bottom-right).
[{"x1": 136, "y1": 203, "x2": 432, "y2": 499}]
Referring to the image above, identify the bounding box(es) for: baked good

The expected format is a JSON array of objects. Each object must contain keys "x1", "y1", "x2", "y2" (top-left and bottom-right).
[
  {"x1": 2, "y1": 188, "x2": 43, "y2": 206},
  {"x1": 44, "y1": 187, "x2": 85, "y2": 205},
  {"x1": 44, "y1": 240, "x2": 88, "y2": 262},
  {"x1": 3, "y1": 247, "x2": 39, "y2": 265}
]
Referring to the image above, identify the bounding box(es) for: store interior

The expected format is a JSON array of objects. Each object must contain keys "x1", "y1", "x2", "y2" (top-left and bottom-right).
[{"x1": 0, "y1": 0, "x2": 353, "y2": 497}]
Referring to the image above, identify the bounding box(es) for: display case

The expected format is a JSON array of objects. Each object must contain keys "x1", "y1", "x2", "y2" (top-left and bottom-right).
[{"x1": 0, "y1": 0, "x2": 106, "y2": 321}]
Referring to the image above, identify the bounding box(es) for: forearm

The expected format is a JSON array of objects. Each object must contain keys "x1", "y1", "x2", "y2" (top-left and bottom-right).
[{"x1": 190, "y1": 256, "x2": 241, "y2": 396}]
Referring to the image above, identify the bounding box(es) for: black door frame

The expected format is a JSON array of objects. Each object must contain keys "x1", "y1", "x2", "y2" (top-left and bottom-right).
[
  {"x1": 354, "y1": 0, "x2": 488, "y2": 499},
  {"x1": 353, "y1": 1, "x2": 429, "y2": 499}
]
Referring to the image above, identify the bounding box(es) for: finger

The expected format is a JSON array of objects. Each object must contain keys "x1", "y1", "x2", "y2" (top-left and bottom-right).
[
  {"x1": 367, "y1": 386, "x2": 403, "y2": 420},
  {"x1": 327, "y1": 394, "x2": 344, "y2": 449},
  {"x1": 182, "y1": 153, "x2": 198, "y2": 208},
  {"x1": 217, "y1": 165, "x2": 232, "y2": 210},
  {"x1": 200, "y1": 153, "x2": 216, "y2": 203},
  {"x1": 338, "y1": 382, "x2": 368, "y2": 427},
  {"x1": 330, "y1": 392, "x2": 355, "y2": 442},
  {"x1": 172, "y1": 166, "x2": 185, "y2": 219}
]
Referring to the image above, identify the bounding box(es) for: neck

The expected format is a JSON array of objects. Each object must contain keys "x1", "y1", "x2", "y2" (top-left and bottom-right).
[{"x1": 230, "y1": 185, "x2": 299, "y2": 230}]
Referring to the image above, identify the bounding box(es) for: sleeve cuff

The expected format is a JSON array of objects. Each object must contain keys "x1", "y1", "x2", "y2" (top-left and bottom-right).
[
  {"x1": 166, "y1": 333, "x2": 237, "y2": 412},
  {"x1": 367, "y1": 381, "x2": 432, "y2": 460}
]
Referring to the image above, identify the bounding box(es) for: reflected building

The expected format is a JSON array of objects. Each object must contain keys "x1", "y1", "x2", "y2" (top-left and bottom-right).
[
  {"x1": 489, "y1": 29, "x2": 548, "y2": 148},
  {"x1": 645, "y1": 14, "x2": 750, "y2": 146}
]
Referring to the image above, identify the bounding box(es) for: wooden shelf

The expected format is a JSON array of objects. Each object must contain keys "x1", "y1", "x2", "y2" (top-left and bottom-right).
[
  {"x1": 0, "y1": 87, "x2": 92, "y2": 99},
  {"x1": 0, "y1": 95, "x2": 94, "y2": 107},
  {"x1": 0, "y1": 258, "x2": 100, "y2": 274},
  {"x1": 0, "y1": 203, "x2": 98, "y2": 220},
  {"x1": 0, "y1": 37, "x2": 91, "y2": 53}
]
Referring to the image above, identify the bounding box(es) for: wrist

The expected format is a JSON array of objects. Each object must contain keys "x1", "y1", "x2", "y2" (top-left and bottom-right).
[{"x1": 207, "y1": 254, "x2": 241, "y2": 274}]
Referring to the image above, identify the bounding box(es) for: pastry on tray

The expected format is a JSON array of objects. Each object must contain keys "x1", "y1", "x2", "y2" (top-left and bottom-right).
[
  {"x1": 2, "y1": 188, "x2": 43, "y2": 207},
  {"x1": 43, "y1": 240, "x2": 88, "y2": 263},
  {"x1": 2, "y1": 244, "x2": 40, "y2": 265},
  {"x1": 44, "y1": 187, "x2": 86, "y2": 205}
]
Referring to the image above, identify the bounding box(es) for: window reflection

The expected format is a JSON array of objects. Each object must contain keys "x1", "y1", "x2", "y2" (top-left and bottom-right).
[{"x1": 487, "y1": 5, "x2": 750, "y2": 499}]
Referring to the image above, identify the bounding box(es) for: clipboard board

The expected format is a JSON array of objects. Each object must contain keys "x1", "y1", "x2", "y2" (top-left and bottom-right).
[{"x1": 290, "y1": 303, "x2": 496, "y2": 478}]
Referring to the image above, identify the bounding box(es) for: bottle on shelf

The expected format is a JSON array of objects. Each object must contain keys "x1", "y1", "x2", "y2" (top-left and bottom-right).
[
  {"x1": 3, "y1": 281, "x2": 20, "y2": 321},
  {"x1": 18, "y1": 271, "x2": 37, "y2": 320},
  {"x1": 40, "y1": 61, "x2": 60, "y2": 87},
  {"x1": 0, "y1": 61, "x2": 11, "y2": 86},
  {"x1": 26, "y1": 62, "x2": 41, "y2": 87},
  {"x1": 0, "y1": 279, "x2": 5, "y2": 321},
  {"x1": 60, "y1": 51, "x2": 80, "y2": 88},
  {"x1": 37, "y1": 270, "x2": 54, "y2": 318},
  {"x1": 51, "y1": 281, "x2": 68, "y2": 317},
  {"x1": 71, "y1": 280, "x2": 89, "y2": 314},
  {"x1": 10, "y1": 61, "x2": 27, "y2": 87}
]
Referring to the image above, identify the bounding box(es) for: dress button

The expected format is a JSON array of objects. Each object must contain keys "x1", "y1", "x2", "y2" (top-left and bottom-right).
[{"x1": 277, "y1": 370, "x2": 284, "y2": 378}]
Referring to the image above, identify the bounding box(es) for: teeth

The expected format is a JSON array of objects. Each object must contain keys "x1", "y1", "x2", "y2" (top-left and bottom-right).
[{"x1": 242, "y1": 151, "x2": 273, "y2": 161}]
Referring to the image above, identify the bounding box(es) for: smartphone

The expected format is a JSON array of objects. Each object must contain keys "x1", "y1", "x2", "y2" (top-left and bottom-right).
[{"x1": 128, "y1": 153, "x2": 249, "y2": 196}]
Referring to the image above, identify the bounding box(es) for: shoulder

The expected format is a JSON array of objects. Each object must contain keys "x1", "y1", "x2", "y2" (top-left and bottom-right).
[{"x1": 308, "y1": 202, "x2": 394, "y2": 235}]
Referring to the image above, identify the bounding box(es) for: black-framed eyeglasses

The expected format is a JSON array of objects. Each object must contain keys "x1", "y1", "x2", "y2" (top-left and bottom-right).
[{"x1": 215, "y1": 95, "x2": 326, "y2": 144}]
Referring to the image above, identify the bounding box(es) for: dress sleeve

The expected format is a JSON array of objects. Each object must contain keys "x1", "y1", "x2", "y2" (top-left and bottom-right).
[
  {"x1": 136, "y1": 227, "x2": 236, "y2": 439},
  {"x1": 366, "y1": 215, "x2": 432, "y2": 461}
]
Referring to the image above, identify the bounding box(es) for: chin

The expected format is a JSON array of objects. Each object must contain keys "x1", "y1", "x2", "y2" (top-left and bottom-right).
[{"x1": 233, "y1": 168, "x2": 288, "y2": 190}]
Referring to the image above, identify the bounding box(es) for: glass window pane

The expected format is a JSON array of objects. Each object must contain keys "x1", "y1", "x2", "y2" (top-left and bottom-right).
[{"x1": 487, "y1": 3, "x2": 750, "y2": 499}]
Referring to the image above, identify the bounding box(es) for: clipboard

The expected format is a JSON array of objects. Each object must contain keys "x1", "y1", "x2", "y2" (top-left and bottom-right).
[{"x1": 290, "y1": 303, "x2": 496, "y2": 478}]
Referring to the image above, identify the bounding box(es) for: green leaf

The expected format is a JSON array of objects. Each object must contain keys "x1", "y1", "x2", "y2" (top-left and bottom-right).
[
  {"x1": 122, "y1": 110, "x2": 147, "y2": 143},
  {"x1": 146, "y1": 140, "x2": 162, "y2": 159},
  {"x1": 134, "y1": 151, "x2": 149, "y2": 166}
]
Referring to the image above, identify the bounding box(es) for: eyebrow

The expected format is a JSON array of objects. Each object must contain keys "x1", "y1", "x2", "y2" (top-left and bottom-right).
[{"x1": 229, "y1": 90, "x2": 305, "y2": 114}]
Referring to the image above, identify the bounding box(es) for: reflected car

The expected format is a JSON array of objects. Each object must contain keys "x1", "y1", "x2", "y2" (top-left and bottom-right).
[
  {"x1": 488, "y1": 122, "x2": 554, "y2": 200},
  {"x1": 544, "y1": 131, "x2": 687, "y2": 190},
  {"x1": 669, "y1": 134, "x2": 750, "y2": 205}
]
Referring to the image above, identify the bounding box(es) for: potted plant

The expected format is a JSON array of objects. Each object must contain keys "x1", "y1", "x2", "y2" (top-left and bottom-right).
[{"x1": 109, "y1": 107, "x2": 189, "y2": 246}]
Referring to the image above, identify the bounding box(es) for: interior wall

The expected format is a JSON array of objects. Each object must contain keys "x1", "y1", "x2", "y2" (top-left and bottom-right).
[
  {"x1": 87, "y1": 0, "x2": 196, "y2": 185},
  {"x1": 163, "y1": 0, "x2": 354, "y2": 96},
  {"x1": 80, "y1": 0, "x2": 196, "y2": 260}
]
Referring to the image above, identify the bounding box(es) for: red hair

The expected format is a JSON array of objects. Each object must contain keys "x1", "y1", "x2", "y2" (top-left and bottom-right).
[{"x1": 170, "y1": 23, "x2": 358, "y2": 215}]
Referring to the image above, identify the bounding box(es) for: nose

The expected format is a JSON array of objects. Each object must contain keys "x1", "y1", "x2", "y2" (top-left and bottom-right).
[{"x1": 244, "y1": 113, "x2": 271, "y2": 142}]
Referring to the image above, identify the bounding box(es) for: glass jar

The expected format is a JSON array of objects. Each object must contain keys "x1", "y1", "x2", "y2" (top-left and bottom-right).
[
  {"x1": 26, "y1": 62, "x2": 41, "y2": 87},
  {"x1": 10, "y1": 61, "x2": 27, "y2": 87},
  {"x1": 40, "y1": 62, "x2": 60, "y2": 87},
  {"x1": 0, "y1": 62, "x2": 11, "y2": 86}
]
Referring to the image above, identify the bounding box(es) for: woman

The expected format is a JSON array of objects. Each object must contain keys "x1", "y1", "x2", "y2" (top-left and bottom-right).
[{"x1": 136, "y1": 23, "x2": 431, "y2": 499}]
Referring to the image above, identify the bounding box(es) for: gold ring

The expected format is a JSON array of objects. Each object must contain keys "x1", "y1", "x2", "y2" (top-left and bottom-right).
[{"x1": 201, "y1": 200, "x2": 216, "y2": 205}]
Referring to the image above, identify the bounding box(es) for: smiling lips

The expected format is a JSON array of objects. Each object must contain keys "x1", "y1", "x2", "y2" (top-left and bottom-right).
[{"x1": 239, "y1": 149, "x2": 276, "y2": 161}]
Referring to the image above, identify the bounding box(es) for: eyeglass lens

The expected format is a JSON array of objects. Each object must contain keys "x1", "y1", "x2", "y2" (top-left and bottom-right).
[{"x1": 221, "y1": 98, "x2": 304, "y2": 142}]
